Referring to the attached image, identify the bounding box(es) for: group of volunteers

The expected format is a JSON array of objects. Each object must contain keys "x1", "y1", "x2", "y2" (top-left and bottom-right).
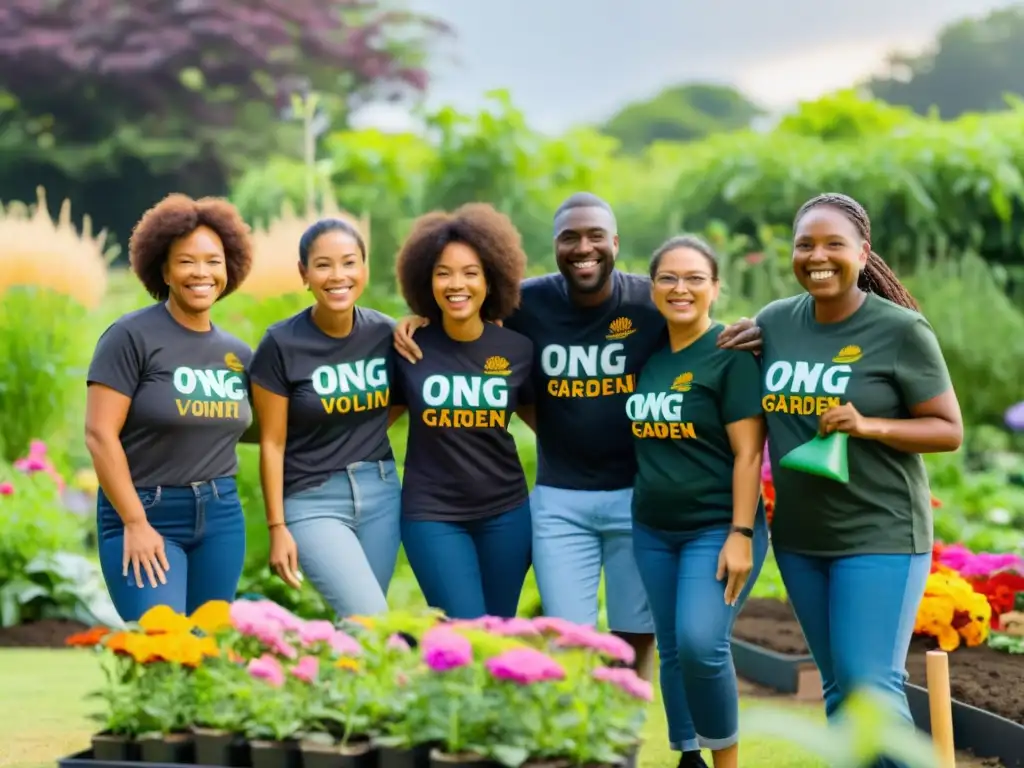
[{"x1": 86, "y1": 185, "x2": 962, "y2": 768}]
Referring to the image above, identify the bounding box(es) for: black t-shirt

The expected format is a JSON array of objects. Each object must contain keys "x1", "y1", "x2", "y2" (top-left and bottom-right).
[
  {"x1": 86, "y1": 303, "x2": 253, "y2": 487},
  {"x1": 504, "y1": 270, "x2": 667, "y2": 491},
  {"x1": 393, "y1": 323, "x2": 534, "y2": 521},
  {"x1": 249, "y1": 307, "x2": 395, "y2": 497}
]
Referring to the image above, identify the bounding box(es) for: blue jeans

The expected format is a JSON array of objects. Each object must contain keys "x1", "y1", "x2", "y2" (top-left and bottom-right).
[
  {"x1": 97, "y1": 477, "x2": 246, "y2": 622},
  {"x1": 774, "y1": 549, "x2": 931, "y2": 768},
  {"x1": 284, "y1": 461, "x2": 401, "y2": 617},
  {"x1": 633, "y1": 516, "x2": 769, "y2": 752},
  {"x1": 401, "y1": 501, "x2": 532, "y2": 619},
  {"x1": 531, "y1": 485, "x2": 654, "y2": 633}
]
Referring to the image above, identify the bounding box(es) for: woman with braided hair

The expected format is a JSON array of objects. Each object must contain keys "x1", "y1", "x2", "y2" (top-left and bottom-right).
[{"x1": 756, "y1": 193, "x2": 962, "y2": 767}]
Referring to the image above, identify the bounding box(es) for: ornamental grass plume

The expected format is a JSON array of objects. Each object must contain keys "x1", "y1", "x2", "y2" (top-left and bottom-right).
[{"x1": 0, "y1": 187, "x2": 110, "y2": 309}]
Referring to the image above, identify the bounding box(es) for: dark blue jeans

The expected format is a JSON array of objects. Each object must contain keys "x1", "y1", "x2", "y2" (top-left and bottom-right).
[
  {"x1": 774, "y1": 549, "x2": 931, "y2": 768},
  {"x1": 97, "y1": 477, "x2": 246, "y2": 621},
  {"x1": 633, "y1": 516, "x2": 769, "y2": 752},
  {"x1": 401, "y1": 500, "x2": 532, "y2": 619}
]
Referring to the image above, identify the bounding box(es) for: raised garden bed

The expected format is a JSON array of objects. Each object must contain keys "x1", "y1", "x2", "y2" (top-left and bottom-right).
[
  {"x1": 0, "y1": 618, "x2": 90, "y2": 648},
  {"x1": 732, "y1": 597, "x2": 1024, "y2": 767}
]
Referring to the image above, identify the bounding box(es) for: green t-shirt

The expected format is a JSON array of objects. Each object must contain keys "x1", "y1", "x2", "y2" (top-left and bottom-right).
[
  {"x1": 757, "y1": 293, "x2": 952, "y2": 556},
  {"x1": 628, "y1": 324, "x2": 764, "y2": 531}
]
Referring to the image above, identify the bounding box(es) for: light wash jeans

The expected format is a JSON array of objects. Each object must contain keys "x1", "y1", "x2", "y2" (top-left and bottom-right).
[
  {"x1": 774, "y1": 549, "x2": 931, "y2": 768},
  {"x1": 284, "y1": 460, "x2": 401, "y2": 617},
  {"x1": 632, "y1": 514, "x2": 769, "y2": 752},
  {"x1": 530, "y1": 484, "x2": 654, "y2": 633}
]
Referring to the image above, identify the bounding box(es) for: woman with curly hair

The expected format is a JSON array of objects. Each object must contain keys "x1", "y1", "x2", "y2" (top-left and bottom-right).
[
  {"x1": 85, "y1": 193, "x2": 254, "y2": 621},
  {"x1": 392, "y1": 203, "x2": 534, "y2": 619},
  {"x1": 249, "y1": 218, "x2": 401, "y2": 618}
]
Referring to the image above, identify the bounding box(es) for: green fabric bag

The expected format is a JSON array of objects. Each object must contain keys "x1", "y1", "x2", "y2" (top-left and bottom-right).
[{"x1": 778, "y1": 432, "x2": 850, "y2": 484}]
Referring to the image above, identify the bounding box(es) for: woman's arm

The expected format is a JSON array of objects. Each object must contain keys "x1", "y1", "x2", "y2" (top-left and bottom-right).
[
  {"x1": 726, "y1": 415, "x2": 767, "y2": 530},
  {"x1": 84, "y1": 385, "x2": 147, "y2": 526},
  {"x1": 387, "y1": 406, "x2": 407, "y2": 427},
  {"x1": 824, "y1": 391, "x2": 963, "y2": 453},
  {"x1": 251, "y1": 384, "x2": 289, "y2": 529}
]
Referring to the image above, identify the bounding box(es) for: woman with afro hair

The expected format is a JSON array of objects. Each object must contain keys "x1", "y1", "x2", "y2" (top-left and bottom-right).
[
  {"x1": 85, "y1": 193, "x2": 255, "y2": 621},
  {"x1": 391, "y1": 202, "x2": 535, "y2": 619}
]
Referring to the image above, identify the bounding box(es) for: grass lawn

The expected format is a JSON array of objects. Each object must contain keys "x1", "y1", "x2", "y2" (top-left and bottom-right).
[{"x1": 0, "y1": 650, "x2": 834, "y2": 768}]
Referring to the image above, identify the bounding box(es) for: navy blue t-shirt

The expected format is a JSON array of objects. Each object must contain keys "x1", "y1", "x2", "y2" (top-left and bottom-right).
[{"x1": 504, "y1": 270, "x2": 666, "y2": 491}]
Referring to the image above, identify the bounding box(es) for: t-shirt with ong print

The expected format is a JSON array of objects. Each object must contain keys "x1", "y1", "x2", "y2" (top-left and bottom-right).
[
  {"x1": 393, "y1": 322, "x2": 534, "y2": 522},
  {"x1": 86, "y1": 303, "x2": 253, "y2": 487},
  {"x1": 756, "y1": 293, "x2": 953, "y2": 556},
  {"x1": 503, "y1": 270, "x2": 667, "y2": 491},
  {"x1": 248, "y1": 306, "x2": 395, "y2": 497}
]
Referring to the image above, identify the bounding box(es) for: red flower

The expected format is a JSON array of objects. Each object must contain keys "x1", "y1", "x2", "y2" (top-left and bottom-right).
[{"x1": 970, "y1": 572, "x2": 1024, "y2": 627}]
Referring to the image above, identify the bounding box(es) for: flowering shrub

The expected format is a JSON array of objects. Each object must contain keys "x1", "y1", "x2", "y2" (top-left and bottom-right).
[
  {"x1": 68, "y1": 601, "x2": 650, "y2": 765},
  {"x1": 913, "y1": 566, "x2": 992, "y2": 651}
]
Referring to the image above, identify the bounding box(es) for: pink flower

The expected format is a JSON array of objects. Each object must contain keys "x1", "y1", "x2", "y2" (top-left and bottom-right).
[
  {"x1": 555, "y1": 626, "x2": 636, "y2": 664},
  {"x1": 386, "y1": 633, "x2": 411, "y2": 652},
  {"x1": 422, "y1": 626, "x2": 472, "y2": 671},
  {"x1": 486, "y1": 648, "x2": 565, "y2": 685},
  {"x1": 938, "y1": 544, "x2": 1024, "y2": 578},
  {"x1": 330, "y1": 630, "x2": 363, "y2": 657},
  {"x1": 531, "y1": 616, "x2": 580, "y2": 636},
  {"x1": 298, "y1": 620, "x2": 336, "y2": 646},
  {"x1": 446, "y1": 616, "x2": 505, "y2": 632},
  {"x1": 291, "y1": 655, "x2": 319, "y2": 683},
  {"x1": 490, "y1": 618, "x2": 540, "y2": 637},
  {"x1": 592, "y1": 666, "x2": 653, "y2": 701},
  {"x1": 0, "y1": 482, "x2": 13, "y2": 496},
  {"x1": 248, "y1": 654, "x2": 285, "y2": 687},
  {"x1": 229, "y1": 601, "x2": 298, "y2": 658},
  {"x1": 761, "y1": 443, "x2": 773, "y2": 483}
]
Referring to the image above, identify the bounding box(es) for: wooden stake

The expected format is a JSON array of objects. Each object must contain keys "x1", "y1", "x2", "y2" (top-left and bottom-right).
[{"x1": 926, "y1": 650, "x2": 956, "y2": 768}]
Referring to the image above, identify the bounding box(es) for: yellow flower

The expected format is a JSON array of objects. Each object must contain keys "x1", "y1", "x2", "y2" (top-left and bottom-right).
[
  {"x1": 348, "y1": 615, "x2": 376, "y2": 629},
  {"x1": 189, "y1": 600, "x2": 232, "y2": 635},
  {"x1": 139, "y1": 605, "x2": 195, "y2": 635},
  {"x1": 335, "y1": 657, "x2": 360, "y2": 672}
]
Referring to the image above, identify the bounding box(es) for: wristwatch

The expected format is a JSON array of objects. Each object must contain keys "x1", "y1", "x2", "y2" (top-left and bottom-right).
[{"x1": 729, "y1": 525, "x2": 754, "y2": 539}]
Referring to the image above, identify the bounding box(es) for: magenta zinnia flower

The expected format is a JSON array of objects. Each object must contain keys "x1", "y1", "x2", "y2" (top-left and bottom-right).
[
  {"x1": 531, "y1": 616, "x2": 580, "y2": 636},
  {"x1": 330, "y1": 630, "x2": 363, "y2": 657},
  {"x1": 298, "y1": 620, "x2": 336, "y2": 646},
  {"x1": 422, "y1": 626, "x2": 472, "y2": 671},
  {"x1": 555, "y1": 626, "x2": 636, "y2": 664},
  {"x1": 290, "y1": 655, "x2": 319, "y2": 683},
  {"x1": 490, "y1": 618, "x2": 540, "y2": 637},
  {"x1": 386, "y1": 633, "x2": 411, "y2": 652},
  {"x1": 248, "y1": 654, "x2": 285, "y2": 687},
  {"x1": 486, "y1": 648, "x2": 565, "y2": 685},
  {"x1": 593, "y1": 666, "x2": 653, "y2": 701}
]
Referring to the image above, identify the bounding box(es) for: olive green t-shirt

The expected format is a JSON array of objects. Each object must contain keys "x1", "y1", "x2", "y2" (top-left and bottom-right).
[
  {"x1": 628, "y1": 324, "x2": 764, "y2": 531},
  {"x1": 757, "y1": 293, "x2": 952, "y2": 556}
]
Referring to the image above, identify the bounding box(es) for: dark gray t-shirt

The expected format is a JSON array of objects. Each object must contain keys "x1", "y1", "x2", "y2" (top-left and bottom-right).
[
  {"x1": 86, "y1": 303, "x2": 253, "y2": 487},
  {"x1": 249, "y1": 307, "x2": 395, "y2": 497},
  {"x1": 393, "y1": 323, "x2": 534, "y2": 522}
]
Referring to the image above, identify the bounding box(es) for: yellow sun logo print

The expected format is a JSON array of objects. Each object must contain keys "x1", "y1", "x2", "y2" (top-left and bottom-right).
[
  {"x1": 832, "y1": 345, "x2": 863, "y2": 364},
  {"x1": 224, "y1": 352, "x2": 245, "y2": 372},
  {"x1": 670, "y1": 372, "x2": 693, "y2": 392},
  {"x1": 483, "y1": 356, "x2": 512, "y2": 376},
  {"x1": 607, "y1": 317, "x2": 637, "y2": 340}
]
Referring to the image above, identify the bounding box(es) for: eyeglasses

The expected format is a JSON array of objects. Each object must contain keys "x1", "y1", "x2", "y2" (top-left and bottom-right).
[{"x1": 653, "y1": 273, "x2": 713, "y2": 289}]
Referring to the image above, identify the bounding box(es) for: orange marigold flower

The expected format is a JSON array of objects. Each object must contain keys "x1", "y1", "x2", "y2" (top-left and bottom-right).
[
  {"x1": 139, "y1": 605, "x2": 195, "y2": 635},
  {"x1": 189, "y1": 600, "x2": 232, "y2": 635},
  {"x1": 66, "y1": 627, "x2": 110, "y2": 647}
]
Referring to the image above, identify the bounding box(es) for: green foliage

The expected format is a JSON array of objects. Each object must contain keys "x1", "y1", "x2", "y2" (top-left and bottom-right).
[
  {"x1": 775, "y1": 89, "x2": 922, "y2": 140},
  {"x1": 601, "y1": 83, "x2": 763, "y2": 153},
  {"x1": 866, "y1": 5, "x2": 1024, "y2": 118},
  {"x1": 0, "y1": 287, "x2": 90, "y2": 461}
]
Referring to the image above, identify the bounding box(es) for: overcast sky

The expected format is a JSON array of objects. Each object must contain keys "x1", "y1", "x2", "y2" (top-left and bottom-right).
[{"x1": 357, "y1": 0, "x2": 1019, "y2": 132}]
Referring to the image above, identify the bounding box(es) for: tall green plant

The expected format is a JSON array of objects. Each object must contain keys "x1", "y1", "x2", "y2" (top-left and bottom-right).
[{"x1": 0, "y1": 288, "x2": 90, "y2": 461}]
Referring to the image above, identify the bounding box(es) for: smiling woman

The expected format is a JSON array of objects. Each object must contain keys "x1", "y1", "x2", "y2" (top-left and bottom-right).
[
  {"x1": 84, "y1": 193, "x2": 255, "y2": 622},
  {"x1": 391, "y1": 203, "x2": 536, "y2": 621}
]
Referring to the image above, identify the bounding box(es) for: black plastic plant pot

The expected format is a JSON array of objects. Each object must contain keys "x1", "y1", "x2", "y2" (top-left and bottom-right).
[
  {"x1": 91, "y1": 732, "x2": 141, "y2": 762},
  {"x1": 193, "y1": 728, "x2": 252, "y2": 767},
  {"x1": 250, "y1": 739, "x2": 302, "y2": 768},
  {"x1": 428, "y1": 749, "x2": 501, "y2": 768},
  {"x1": 729, "y1": 637, "x2": 817, "y2": 696},
  {"x1": 301, "y1": 739, "x2": 379, "y2": 768},
  {"x1": 377, "y1": 744, "x2": 432, "y2": 768},
  {"x1": 906, "y1": 683, "x2": 1024, "y2": 768},
  {"x1": 139, "y1": 733, "x2": 196, "y2": 765}
]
